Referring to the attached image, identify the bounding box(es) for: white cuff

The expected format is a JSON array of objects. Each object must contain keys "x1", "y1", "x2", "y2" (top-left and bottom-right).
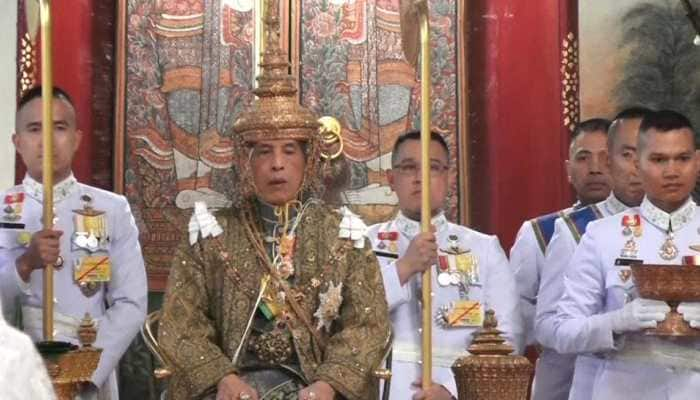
[
  {"x1": 382, "y1": 261, "x2": 411, "y2": 311},
  {"x1": 13, "y1": 261, "x2": 31, "y2": 295}
]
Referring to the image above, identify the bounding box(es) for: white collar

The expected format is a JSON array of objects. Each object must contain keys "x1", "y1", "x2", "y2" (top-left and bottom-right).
[
  {"x1": 640, "y1": 196, "x2": 696, "y2": 232},
  {"x1": 602, "y1": 193, "x2": 629, "y2": 216},
  {"x1": 22, "y1": 174, "x2": 79, "y2": 204},
  {"x1": 395, "y1": 210, "x2": 448, "y2": 239}
]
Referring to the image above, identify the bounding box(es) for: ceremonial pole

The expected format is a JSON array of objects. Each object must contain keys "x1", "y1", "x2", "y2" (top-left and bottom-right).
[
  {"x1": 419, "y1": 7, "x2": 432, "y2": 389},
  {"x1": 39, "y1": 0, "x2": 55, "y2": 342},
  {"x1": 400, "y1": 0, "x2": 433, "y2": 388}
]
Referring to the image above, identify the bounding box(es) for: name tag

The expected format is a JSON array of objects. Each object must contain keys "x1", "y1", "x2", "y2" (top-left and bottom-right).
[{"x1": 74, "y1": 256, "x2": 111, "y2": 283}]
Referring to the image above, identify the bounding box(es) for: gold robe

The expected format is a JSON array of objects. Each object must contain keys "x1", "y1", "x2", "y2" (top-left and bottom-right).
[{"x1": 158, "y1": 203, "x2": 391, "y2": 399}]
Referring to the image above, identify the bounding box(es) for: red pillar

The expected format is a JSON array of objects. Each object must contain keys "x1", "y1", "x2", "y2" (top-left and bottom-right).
[
  {"x1": 16, "y1": 0, "x2": 96, "y2": 186},
  {"x1": 468, "y1": 0, "x2": 579, "y2": 249}
]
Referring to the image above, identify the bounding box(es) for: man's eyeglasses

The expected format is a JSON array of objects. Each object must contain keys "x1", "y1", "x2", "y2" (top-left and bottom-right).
[{"x1": 392, "y1": 161, "x2": 449, "y2": 176}]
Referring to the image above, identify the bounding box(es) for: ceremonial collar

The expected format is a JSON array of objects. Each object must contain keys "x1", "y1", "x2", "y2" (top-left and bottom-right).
[
  {"x1": 395, "y1": 210, "x2": 448, "y2": 239},
  {"x1": 602, "y1": 193, "x2": 628, "y2": 216},
  {"x1": 22, "y1": 174, "x2": 78, "y2": 204},
  {"x1": 640, "y1": 196, "x2": 696, "y2": 232}
]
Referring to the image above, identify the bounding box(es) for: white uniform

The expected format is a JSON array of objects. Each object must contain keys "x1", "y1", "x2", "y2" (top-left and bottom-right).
[
  {"x1": 0, "y1": 296, "x2": 55, "y2": 400},
  {"x1": 368, "y1": 211, "x2": 523, "y2": 400},
  {"x1": 510, "y1": 210, "x2": 568, "y2": 346},
  {"x1": 550, "y1": 197, "x2": 700, "y2": 400},
  {"x1": 535, "y1": 194, "x2": 627, "y2": 400},
  {"x1": 0, "y1": 175, "x2": 148, "y2": 400}
]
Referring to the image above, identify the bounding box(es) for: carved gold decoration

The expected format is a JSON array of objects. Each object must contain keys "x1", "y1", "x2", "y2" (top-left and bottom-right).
[
  {"x1": 399, "y1": 0, "x2": 427, "y2": 67},
  {"x1": 318, "y1": 116, "x2": 344, "y2": 160},
  {"x1": 140, "y1": 310, "x2": 173, "y2": 379},
  {"x1": 19, "y1": 32, "x2": 37, "y2": 95},
  {"x1": 452, "y1": 310, "x2": 533, "y2": 400},
  {"x1": 232, "y1": 0, "x2": 319, "y2": 145},
  {"x1": 561, "y1": 32, "x2": 580, "y2": 133},
  {"x1": 631, "y1": 264, "x2": 700, "y2": 337}
]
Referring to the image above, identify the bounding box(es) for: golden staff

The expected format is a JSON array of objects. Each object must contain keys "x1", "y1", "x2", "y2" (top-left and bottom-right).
[
  {"x1": 400, "y1": 0, "x2": 432, "y2": 388},
  {"x1": 39, "y1": 0, "x2": 55, "y2": 342}
]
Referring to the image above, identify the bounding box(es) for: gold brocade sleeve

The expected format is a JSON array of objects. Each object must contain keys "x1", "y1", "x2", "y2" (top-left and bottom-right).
[
  {"x1": 158, "y1": 237, "x2": 236, "y2": 400},
  {"x1": 312, "y1": 244, "x2": 392, "y2": 400}
]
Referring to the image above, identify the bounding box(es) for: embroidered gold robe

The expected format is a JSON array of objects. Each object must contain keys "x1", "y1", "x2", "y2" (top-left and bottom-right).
[{"x1": 158, "y1": 203, "x2": 391, "y2": 399}]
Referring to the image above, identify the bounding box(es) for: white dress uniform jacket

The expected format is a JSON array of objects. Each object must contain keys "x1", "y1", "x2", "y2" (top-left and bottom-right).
[
  {"x1": 368, "y1": 211, "x2": 523, "y2": 400},
  {"x1": 0, "y1": 295, "x2": 55, "y2": 400},
  {"x1": 549, "y1": 197, "x2": 700, "y2": 400},
  {"x1": 0, "y1": 175, "x2": 148, "y2": 400},
  {"x1": 535, "y1": 194, "x2": 627, "y2": 400}
]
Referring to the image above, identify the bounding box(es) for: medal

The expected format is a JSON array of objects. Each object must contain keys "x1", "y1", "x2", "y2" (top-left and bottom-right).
[
  {"x1": 659, "y1": 232, "x2": 679, "y2": 260},
  {"x1": 73, "y1": 196, "x2": 108, "y2": 252},
  {"x1": 449, "y1": 272, "x2": 462, "y2": 285},
  {"x1": 437, "y1": 272, "x2": 452, "y2": 286},
  {"x1": 437, "y1": 255, "x2": 451, "y2": 286},
  {"x1": 78, "y1": 281, "x2": 100, "y2": 297}
]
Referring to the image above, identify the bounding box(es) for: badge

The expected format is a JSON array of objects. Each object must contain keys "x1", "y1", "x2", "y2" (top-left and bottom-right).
[
  {"x1": 16, "y1": 231, "x2": 31, "y2": 246},
  {"x1": 74, "y1": 256, "x2": 111, "y2": 283},
  {"x1": 620, "y1": 238, "x2": 638, "y2": 258},
  {"x1": 448, "y1": 234, "x2": 460, "y2": 253},
  {"x1": 3, "y1": 193, "x2": 24, "y2": 222},
  {"x1": 618, "y1": 267, "x2": 631, "y2": 283},
  {"x1": 621, "y1": 214, "x2": 642, "y2": 237},
  {"x1": 388, "y1": 240, "x2": 398, "y2": 253},
  {"x1": 435, "y1": 300, "x2": 484, "y2": 327},
  {"x1": 378, "y1": 231, "x2": 398, "y2": 253}
]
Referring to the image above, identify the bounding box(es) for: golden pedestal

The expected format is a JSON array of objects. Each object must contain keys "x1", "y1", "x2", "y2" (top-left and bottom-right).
[
  {"x1": 452, "y1": 310, "x2": 533, "y2": 400},
  {"x1": 631, "y1": 264, "x2": 700, "y2": 337},
  {"x1": 37, "y1": 314, "x2": 102, "y2": 400}
]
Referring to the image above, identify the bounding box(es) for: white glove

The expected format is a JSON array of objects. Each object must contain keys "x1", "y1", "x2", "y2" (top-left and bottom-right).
[
  {"x1": 610, "y1": 298, "x2": 670, "y2": 333},
  {"x1": 678, "y1": 302, "x2": 700, "y2": 328}
]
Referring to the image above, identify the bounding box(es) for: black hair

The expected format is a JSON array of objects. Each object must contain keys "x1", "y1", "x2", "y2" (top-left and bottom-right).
[
  {"x1": 569, "y1": 118, "x2": 611, "y2": 156},
  {"x1": 608, "y1": 106, "x2": 654, "y2": 151},
  {"x1": 391, "y1": 130, "x2": 450, "y2": 166},
  {"x1": 17, "y1": 85, "x2": 74, "y2": 110},
  {"x1": 638, "y1": 109, "x2": 697, "y2": 149}
]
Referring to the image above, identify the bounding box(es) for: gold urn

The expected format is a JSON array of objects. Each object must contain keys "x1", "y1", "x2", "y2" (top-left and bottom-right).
[
  {"x1": 37, "y1": 313, "x2": 102, "y2": 400},
  {"x1": 451, "y1": 310, "x2": 533, "y2": 400},
  {"x1": 630, "y1": 263, "x2": 700, "y2": 337}
]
